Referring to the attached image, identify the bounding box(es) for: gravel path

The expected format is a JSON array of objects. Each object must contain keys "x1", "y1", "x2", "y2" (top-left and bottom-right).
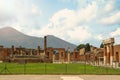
[{"x1": 0, "y1": 75, "x2": 120, "y2": 80}]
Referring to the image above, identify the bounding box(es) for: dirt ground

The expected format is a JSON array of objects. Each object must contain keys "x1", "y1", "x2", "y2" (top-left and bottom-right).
[{"x1": 0, "y1": 75, "x2": 120, "y2": 80}]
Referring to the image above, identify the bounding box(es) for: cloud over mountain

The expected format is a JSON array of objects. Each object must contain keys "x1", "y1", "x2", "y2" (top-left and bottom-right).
[{"x1": 0, "y1": 27, "x2": 76, "y2": 51}]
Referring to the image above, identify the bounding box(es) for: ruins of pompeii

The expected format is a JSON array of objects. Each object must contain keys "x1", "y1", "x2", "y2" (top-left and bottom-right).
[{"x1": 0, "y1": 34, "x2": 120, "y2": 68}]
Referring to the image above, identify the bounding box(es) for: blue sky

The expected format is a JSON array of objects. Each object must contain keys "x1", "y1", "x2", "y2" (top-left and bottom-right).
[{"x1": 0, "y1": 0, "x2": 120, "y2": 47}]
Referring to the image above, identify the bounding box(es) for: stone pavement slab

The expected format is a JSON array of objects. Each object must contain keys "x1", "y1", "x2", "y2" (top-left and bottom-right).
[
  {"x1": 0, "y1": 75, "x2": 61, "y2": 80},
  {"x1": 61, "y1": 76, "x2": 84, "y2": 80}
]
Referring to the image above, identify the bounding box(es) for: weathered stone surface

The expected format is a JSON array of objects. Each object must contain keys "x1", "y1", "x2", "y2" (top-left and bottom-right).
[{"x1": 103, "y1": 38, "x2": 114, "y2": 45}]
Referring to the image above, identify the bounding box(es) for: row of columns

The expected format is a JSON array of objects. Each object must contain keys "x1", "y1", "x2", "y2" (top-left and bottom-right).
[{"x1": 104, "y1": 43, "x2": 114, "y2": 66}]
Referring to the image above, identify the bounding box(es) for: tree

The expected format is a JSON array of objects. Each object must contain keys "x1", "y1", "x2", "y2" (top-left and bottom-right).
[
  {"x1": 76, "y1": 44, "x2": 86, "y2": 51},
  {"x1": 76, "y1": 43, "x2": 91, "y2": 52},
  {"x1": 100, "y1": 43, "x2": 104, "y2": 48},
  {"x1": 85, "y1": 43, "x2": 90, "y2": 52}
]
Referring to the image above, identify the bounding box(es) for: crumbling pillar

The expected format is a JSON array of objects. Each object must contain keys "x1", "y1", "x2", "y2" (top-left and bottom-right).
[
  {"x1": 38, "y1": 46, "x2": 40, "y2": 55},
  {"x1": 106, "y1": 45, "x2": 110, "y2": 64},
  {"x1": 110, "y1": 43, "x2": 114, "y2": 66},
  {"x1": 67, "y1": 47, "x2": 70, "y2": 63},
  {"x1": 30, "y1": 50, "x2": 32, "y2": 55},
  {"x1": 11, "y1": 45, "x2": 15, "y2": 56},
  {"x1": 59, "y1": 51, "x2": 61, "y2": 62},
  {"x1": 53, "y1": 54, "x2": 55, "y2": 63},
  {"x1": 44, "y1": 36, "x2": 47, "y2": 55}
]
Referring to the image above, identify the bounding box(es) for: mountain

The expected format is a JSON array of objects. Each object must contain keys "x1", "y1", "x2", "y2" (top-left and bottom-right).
[{"x1": 0, "y1": 27, "x2": 76, "y2": 51}]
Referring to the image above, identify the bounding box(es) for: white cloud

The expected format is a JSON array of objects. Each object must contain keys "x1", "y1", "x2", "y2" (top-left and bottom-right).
[
  {"x1": 115, "y1": 37, "x2": 120, "y2": 45},
  {"x1": 28, "y1": 4, "x2": 96, "y2": 43},
  {"x1": 109, "y1": 28, "x2": 120, "y2": 44},
  {"x1": 0, "y1": 0, "x2": 119, "y2": 46},
  {"x1": 110, "y1": 28, "x2": 120, "y2": 37},
  {"x1": 27, "y1": 24, "x2": 91, "y2": 43},
  {"x1": 67, "y1": 27, "x2": 91, "y2": 42},
  {"x1": 104, "y1": 0, "x2": 114, "y2": 12},
  {"x1": 95, "y1": 34, "x2": 103, "y2": 40},
  {"x1": 42, "y1": 0, "x2": 119, "y2": 44},
  {"x1": 28, "y1": 1, "x2": 98, "y2": 42},
  {"x1": 31, "y1": 4, "x2": 42, "y2": 15},
  {"x1": 0, "y1": 0, "x2": 42, "y2": 30},
  {"x1": 77, "y1": 1, "x2": 97, "y2": 22},
  {"x1": 50, "y1": 8, "x2": 78, "y2": 30},
  {"x1": 50, "y1": 1, "x2": 97, "y2": 26},
  {"x1": 100, "y1": 11, "x2": 120, "y2": 25}
]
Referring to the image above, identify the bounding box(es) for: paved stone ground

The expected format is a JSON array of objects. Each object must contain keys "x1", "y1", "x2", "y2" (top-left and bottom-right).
[
  {"x1": 0, "y1": 75, "x2": 120, "y2": 80},
  {"x1": 61, "y1": 76, "x2": 84, "y2": 80}
]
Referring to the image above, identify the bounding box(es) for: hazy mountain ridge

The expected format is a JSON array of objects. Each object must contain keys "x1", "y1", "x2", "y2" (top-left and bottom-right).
[{"x1": 0, "y1": 27, "x2": 76, "y2": 51}]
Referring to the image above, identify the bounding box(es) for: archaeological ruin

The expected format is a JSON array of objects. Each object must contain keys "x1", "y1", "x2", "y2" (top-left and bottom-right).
[{"x1": 0, "y1": 36, "x2": 120, "y2": 68}]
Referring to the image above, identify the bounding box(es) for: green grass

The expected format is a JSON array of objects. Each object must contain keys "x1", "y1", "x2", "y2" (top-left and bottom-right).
[{"x1": 0, "y1": 63, "x2": 120, "y2": 74}]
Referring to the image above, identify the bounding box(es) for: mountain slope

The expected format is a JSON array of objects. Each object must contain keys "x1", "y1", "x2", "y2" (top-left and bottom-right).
[
  {"x1": 0, "y1": 27, "x2": 76, "y2": 51},
  {"x1": 0, "y1": 27, "x2": 44, "y2": 48},
  {"x1": 47, "y1": 35, "x2": 76, "y2": 50}
]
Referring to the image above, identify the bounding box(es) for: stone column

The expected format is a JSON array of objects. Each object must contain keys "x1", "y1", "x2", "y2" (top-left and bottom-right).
[
  {"x1": 103, "y1": 38, "x2": 115, "y2": 66},
  {"x1": 59, "y1": 52, "x2": 61, "y2": 62},
  {"x1": 118, "y1": 54, "x2": 119, "y2": 63},
  {"x1": 11, "y1": 45, "x2": 15, "y2": 56},
  {"x1": 106, "y1": 45, "x2": 110, "y2": 64},
  {"x1": 38, "y1": 46, "x2": 40, "y2": 55},
  {"x1": 68, "y1": 53, "x2": 70, "y2": 63},
  {"x1": 30, "y1": 50, "x2": 32, "y2": 55},
  {"x1": 44, "y1": 36, "x2": 47, "y2": 55},
  {"x1": 20, "y1": 50, "x2": 23, "y2": 56},
  {"x1": 67, "y1": 47, "x2": 70, "y2": 63},
  {"x1": 53, "y1": 54, "x2": 55, "y2": 63},
  {"x1": 104, "y1": 45, "x2": 107, "y2": 65},
  {"x1": 110, "y1": 43, "x2": 114, "y2": 66}
]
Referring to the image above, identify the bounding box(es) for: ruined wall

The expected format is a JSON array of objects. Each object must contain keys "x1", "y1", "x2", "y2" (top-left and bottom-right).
[
  {"x1": 0, "y1": 46, "x2": 4, "y2": 60},
  {"x1": 114, "y1": 45, "x2": 120, "y2": 62}
]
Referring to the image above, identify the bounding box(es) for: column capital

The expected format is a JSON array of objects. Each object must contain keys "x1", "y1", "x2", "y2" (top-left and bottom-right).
[{"x1": 103, "y1": 44, "x2": 107, "y2": 47}]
